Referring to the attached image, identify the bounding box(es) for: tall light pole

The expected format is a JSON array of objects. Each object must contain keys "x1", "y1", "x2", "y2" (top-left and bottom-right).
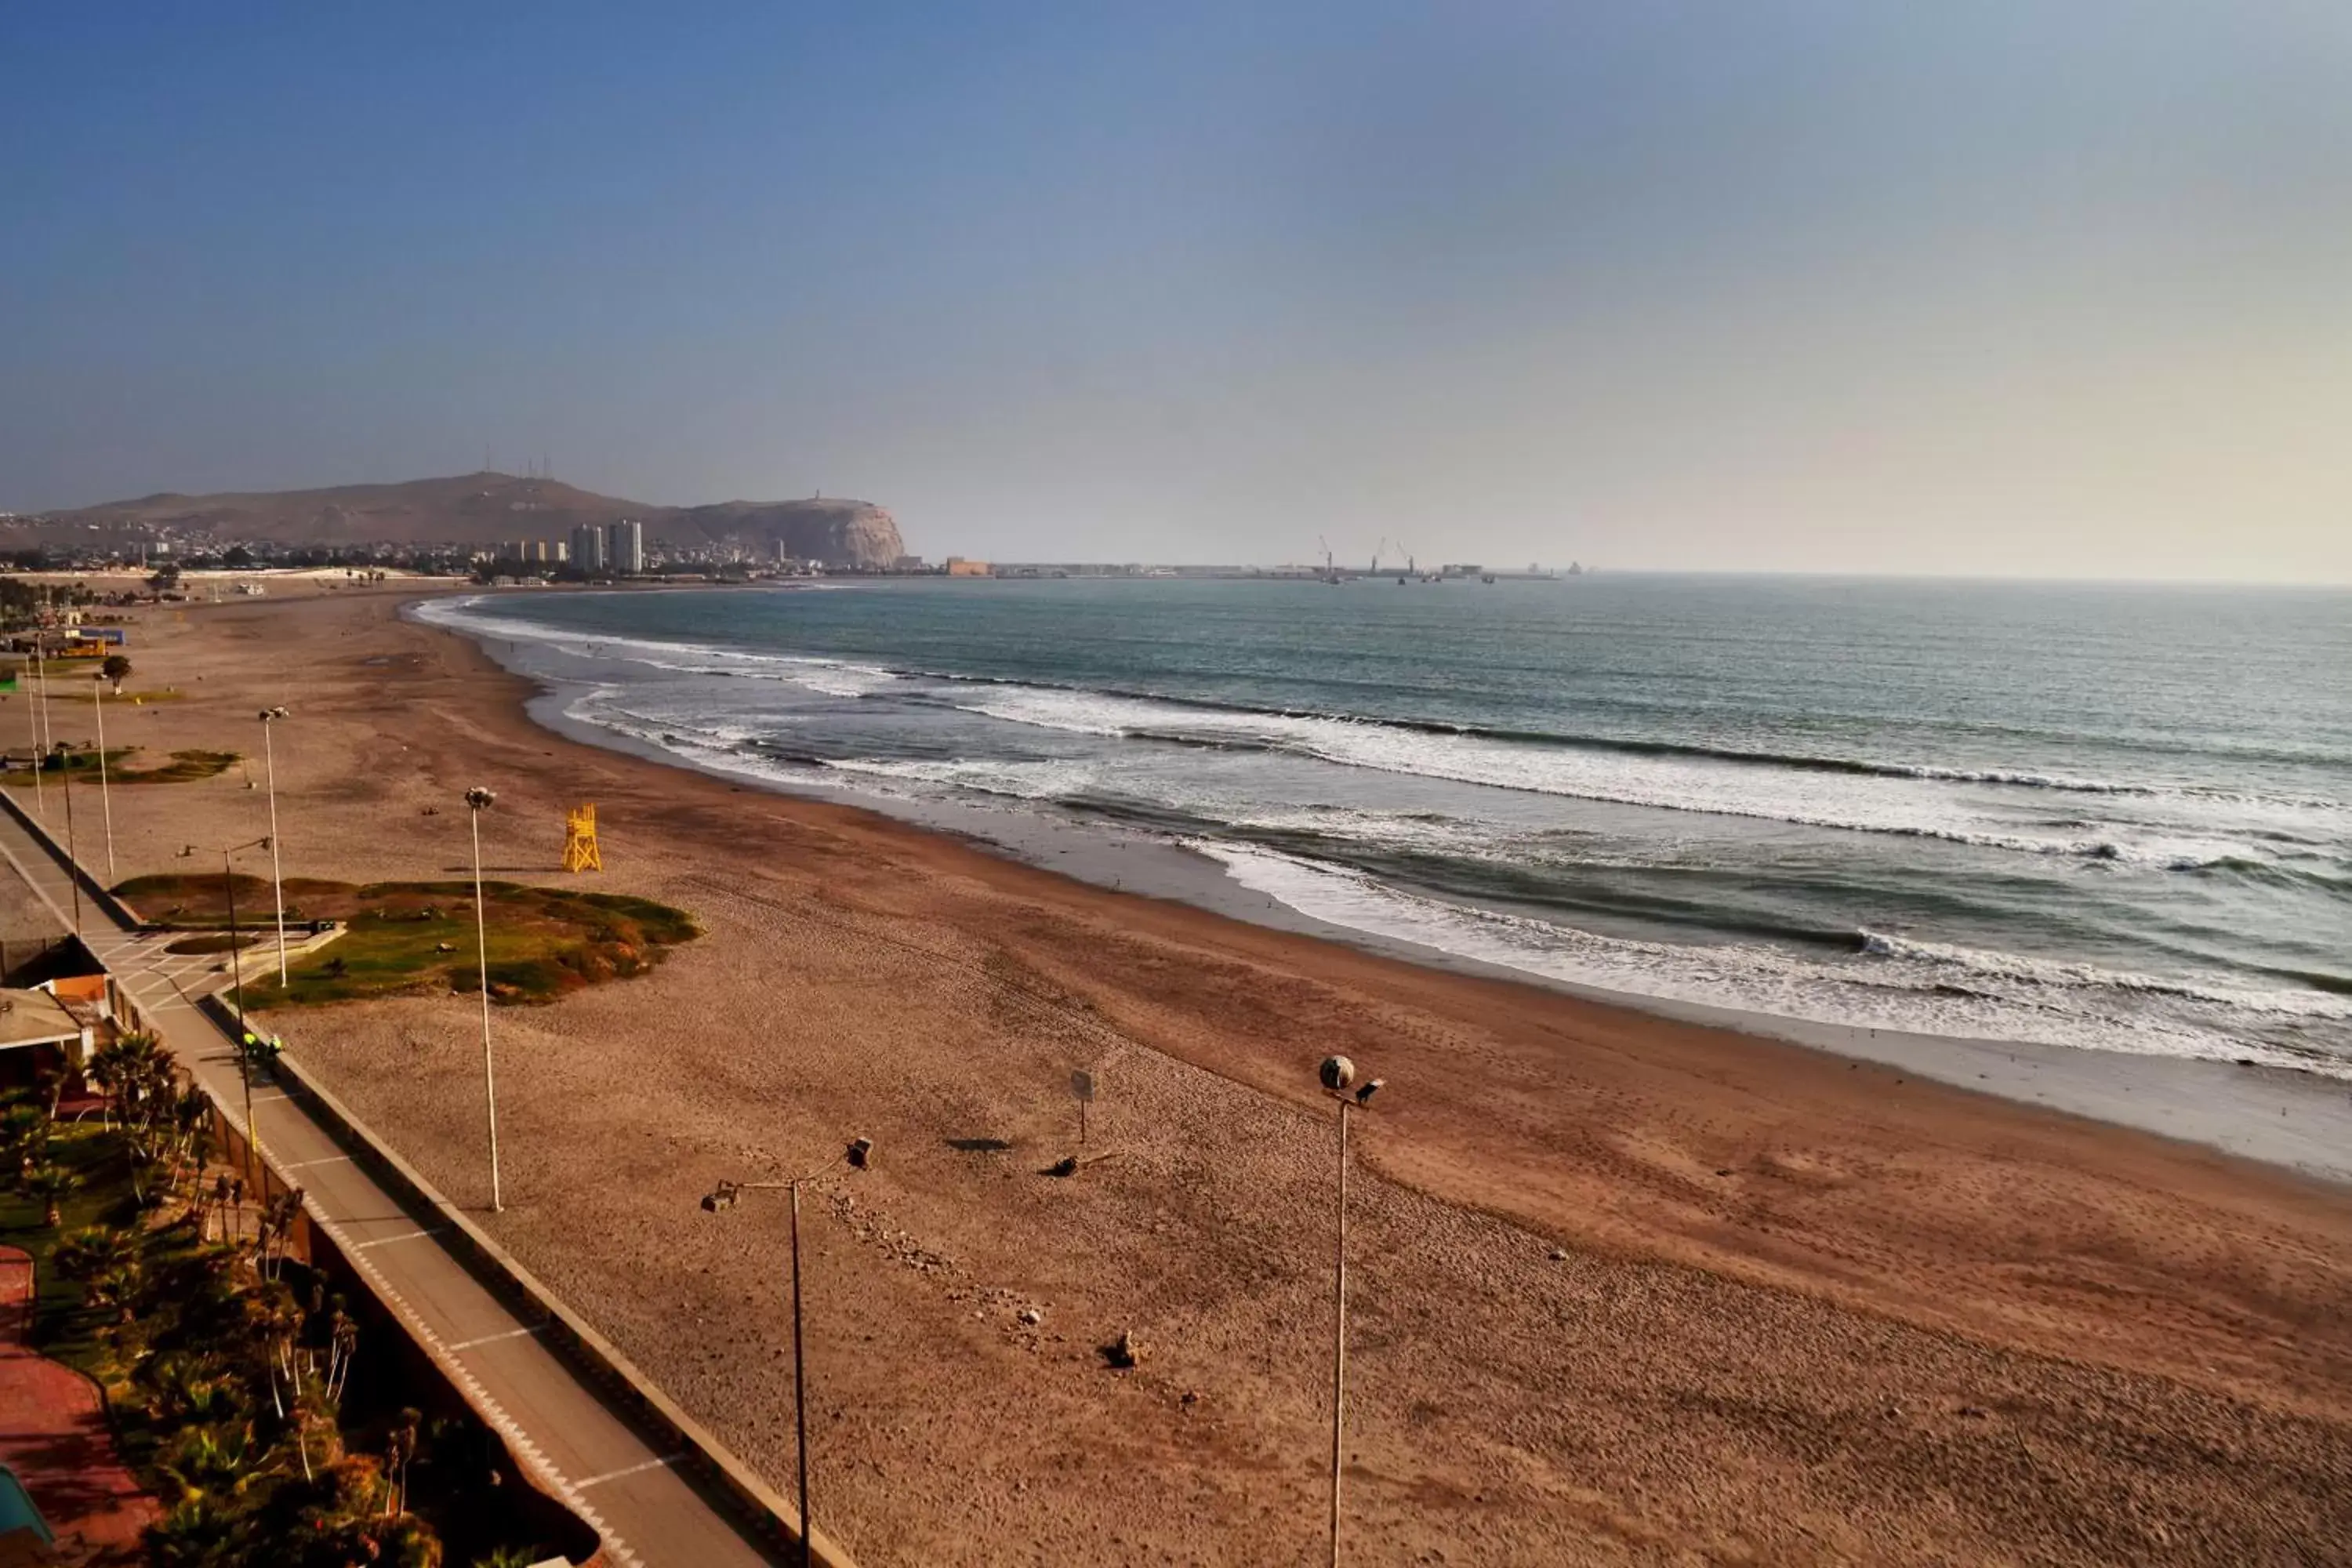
[
  {"x1": 466, "y1": 786, "x2": 502, "y2": 1212},
  {"x1": 1316, "y1": 1055, "x2": 1385, "y2": 1568},
  {"x1": 56, "y1": 734, "x2": 81, "y2": 936},
  {"x1": 90, "y1": 675, "x2": 115, "y2": 879},
  {"x1": 258, "y1": 707, "x2": 291, "y2": 983},
  {"x1": 186, "y1": 837, "x2": 274, "y2": 1194},
  {"x1": 26, "y1": 641, "x2": 45, "y2": 818},
  {"x1": 702, "y1": 1137, "x2": 874, "y2": 1568}
]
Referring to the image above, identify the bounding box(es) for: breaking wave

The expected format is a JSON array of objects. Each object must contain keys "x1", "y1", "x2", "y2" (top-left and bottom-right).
[{"x1": 1202, "y1": 844, "x2": 2352, "y2": 1077}]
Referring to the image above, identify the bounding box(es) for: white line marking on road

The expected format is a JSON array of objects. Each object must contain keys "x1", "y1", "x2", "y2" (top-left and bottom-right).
[
  {"x1": 574, "y1": 1454, "x2": 686, "y2": 1491},
  {"x1": 353, "y1": 1226, "x2": 448, "y2": 1250},
  {"x1": 448, "y1": 1324, "x2": 544, "y2": 1351},
  {"x1": 280, "y1": 1154, "x2": 355, "y2": 1171},
  {"x1": 310, "y1": 1210, "x2": 651, "y2": 1568}
]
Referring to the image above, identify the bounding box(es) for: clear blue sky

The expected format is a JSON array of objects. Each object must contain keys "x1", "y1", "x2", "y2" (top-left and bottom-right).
[{"x1": 5, "y1": 2, "x2": 2348, "y2": 579}]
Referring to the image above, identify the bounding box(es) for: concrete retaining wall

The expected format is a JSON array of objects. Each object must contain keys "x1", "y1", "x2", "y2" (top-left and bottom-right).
[{"x1": 262, "y1": 1035, "x2": 858, "y2": 1568}]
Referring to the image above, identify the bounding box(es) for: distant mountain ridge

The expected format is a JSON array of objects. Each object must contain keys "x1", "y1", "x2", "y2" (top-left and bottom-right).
[{"x1": 11, "y1": 472, "x2": 908, "y2": 567}]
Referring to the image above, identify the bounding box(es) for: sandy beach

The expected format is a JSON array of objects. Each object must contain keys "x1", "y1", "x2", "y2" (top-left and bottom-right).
[{"x1": 20, "y1": 586, "x2": 2352, "y2": 1564}]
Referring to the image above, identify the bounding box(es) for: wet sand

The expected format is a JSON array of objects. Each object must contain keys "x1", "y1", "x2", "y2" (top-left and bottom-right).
[{"x1": 34, "y1": 586, "x2": 2352, "y2": 1565}]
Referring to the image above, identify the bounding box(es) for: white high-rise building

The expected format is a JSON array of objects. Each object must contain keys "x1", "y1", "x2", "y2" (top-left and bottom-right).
[
  {"x1": 569, "y1": 521, "x2": 608, "y2": 572},
  {"x1": 605, "y1": 517, "x2": 645, "y2": 575}
]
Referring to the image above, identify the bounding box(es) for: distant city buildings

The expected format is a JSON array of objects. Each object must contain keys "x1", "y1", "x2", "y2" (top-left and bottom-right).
[
  {"x1": 486, "y1": 519, "x2": 641, "y2": 573},
  {"x1": 7, "y1": 521, "x2": 1584, "y2": 584}
]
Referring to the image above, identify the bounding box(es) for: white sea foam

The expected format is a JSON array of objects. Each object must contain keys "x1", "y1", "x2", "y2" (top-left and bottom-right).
[
  {"x1": 956, "y1": 686, "x2": 2332, "y2": 866},
  {"x1": 1196, "y1": 843, "x2": 2352, "y2": 1076},
  {"x1": 429, "y1": 597, "x2": 2346, "y2": 861},
  {"x1": 819, "y1": 755, "x2": 1102, "y2": 801},
  {"x1": 537, "y1": 641, "x2": 2352, "y2": 1073},
  {"x1": 419, "y1": 595, "x2": 898, "y2": 696},
  {"x1": 1853, "y1": 930, "x2": 2352, "y2": 1020}
]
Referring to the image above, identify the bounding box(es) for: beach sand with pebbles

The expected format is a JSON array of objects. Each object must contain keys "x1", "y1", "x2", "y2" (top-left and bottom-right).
[{"x1": 31, "y1": 586, "x2": 2352, "y2": 1565}]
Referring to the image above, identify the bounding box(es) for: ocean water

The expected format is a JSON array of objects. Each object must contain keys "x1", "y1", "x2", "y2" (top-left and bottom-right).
[{"x1": 419, "y1": 577, "x2": 2352, "y2": 1077}]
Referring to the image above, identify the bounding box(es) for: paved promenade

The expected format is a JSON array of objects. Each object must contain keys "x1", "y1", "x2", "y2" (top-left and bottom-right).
[{"x1": 0, "y1": 795, "x2": 784, "y2": 1568}]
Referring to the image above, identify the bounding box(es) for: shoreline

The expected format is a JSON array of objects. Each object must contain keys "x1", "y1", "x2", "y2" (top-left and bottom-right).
[
  {"x1": 444, "y1": 595, "x2": 2352, "y2": 1185},
  {"x1": 72, "y1": 588, "x2": 2352, "y2": 1564}
]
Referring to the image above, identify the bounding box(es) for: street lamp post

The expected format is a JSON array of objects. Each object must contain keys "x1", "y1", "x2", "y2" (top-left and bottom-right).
[
  {"x1": 187, "y1": 836, "x2": 274, "y2": 1194},
  {"x1": 1316, "y1": 1056, "x2": 1385, "y2": 1568},
  {"x1": 90, "y1": 675, "x2": 115, "y2": 879},
  {"x1": 465, "y1": 786, "x2": 502, "y2": 1212},
  {"x1": 56, "y1": 736, "x2": 81, "y2": 935},
  {"x1": 258, "y1": 707, "x2": 291, "y2": 984},
  {"x1": 702, "y1": 1137, "x2": 875, "y2": 1568},
  {"x1": 26, "y1": 641, "x2": 45, "y2": 819}
]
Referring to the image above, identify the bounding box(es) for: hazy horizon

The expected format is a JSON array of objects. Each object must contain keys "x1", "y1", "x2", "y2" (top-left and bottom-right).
[{"x1": 6, "y1": 4, "x2": 2349, "y2": 584}]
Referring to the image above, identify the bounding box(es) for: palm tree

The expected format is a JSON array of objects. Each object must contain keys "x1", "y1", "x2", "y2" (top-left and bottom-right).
[
  {"x1": 383, "y1": 1406, "x2": 422, "y2": 1518},
  {"x1": 25, "y1": 1162, "x2": 79, "y2": 1227},
  {"x1": 157, "y1": 1420, "x2": 263, "y2": 1502},
  {"x1": 146, "y1": 1352, "x2": 250, "y2": 1428},
  {"x1": 244, "y1": 1284, "x2": 305, "y2": 1419},
  {"x1": 143, "y1": 1497, "x2": 234, "y2": 1566},
  {"x1": 245, "y1": 1185, "x2": 303, "y2": 1280},
  {"x1": 85, "y1": 1040, "x2": 127, "y2": 1131},
  {"x1": 0, "y1": 1098, "x2": 49, "y2": 1178},
  {"x1": 53, "y1": 1225, "x2": 140, "y2": 1321},
  {"x1": 171, "y1": 1105, "x2": 215, "y2": 1226},
  {"x1": 324, "y1": 1302, "x2": 359, "y2": 1404},
  {"x1": 90, "y1": 1030, "x2": 171, "y2": 1128}
]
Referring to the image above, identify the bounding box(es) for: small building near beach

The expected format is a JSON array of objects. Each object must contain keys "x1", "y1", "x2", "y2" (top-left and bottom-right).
[{"x1": 0, "y1": 989, "x2": 90, "y2": 1075}]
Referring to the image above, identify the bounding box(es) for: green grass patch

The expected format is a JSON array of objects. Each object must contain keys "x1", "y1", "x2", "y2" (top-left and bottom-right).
[
  {"x1": 0, "y1": 746, "x2": 238, "y2": 786},
  {"x1": 0, "y1": 746, "x2": 133, "y2": 782},
  {"x1": 122, "y1": 747, "x2": 241, "y2": 783},
  {"x1": 0, "y1": 1122, "x2": 140, "y2": 1370},
  {"x1": 115, "y1": 874, "x2": 699, "y2": 1007},
  {"x1": 114, "y1": 871, "x2": 278, "y2": 920},
  {"x1": 2, "y1": 1122, "x2": 574, "y2": 1564}
]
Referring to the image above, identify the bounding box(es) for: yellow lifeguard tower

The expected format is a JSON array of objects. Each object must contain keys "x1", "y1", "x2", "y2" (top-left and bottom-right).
[{"x1": 562, "y1": 802, "x2": 604, "y2": 873}]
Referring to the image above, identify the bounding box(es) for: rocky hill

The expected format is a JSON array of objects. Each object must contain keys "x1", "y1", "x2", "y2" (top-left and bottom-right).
[
  {"x1": 670, "y1": 497, "x2": 907, "y2": 566},
  {"x1": 9, "y1": 472, "x2": 909, "y2": 568}
]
